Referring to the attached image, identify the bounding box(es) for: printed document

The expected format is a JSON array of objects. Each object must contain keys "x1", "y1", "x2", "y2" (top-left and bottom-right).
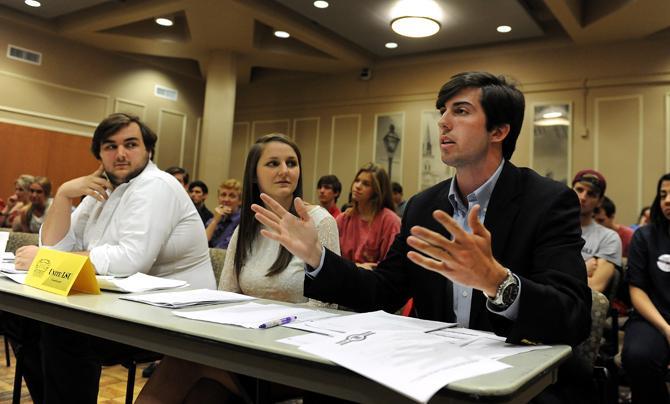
[
  {"x1": 121, "y1": 288, "x2": 255, "y2": 308},
  {"x1": 300, "y1": 330, "x2": 510, "y2": 403},
  {"x1": 96, "y1": 272, "x2": 187, "y2": 293}
]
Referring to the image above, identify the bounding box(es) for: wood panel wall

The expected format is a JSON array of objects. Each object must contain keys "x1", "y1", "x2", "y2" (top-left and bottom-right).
[{"x1": 0, "y1": 122, "x2": 99, "y2": 200}]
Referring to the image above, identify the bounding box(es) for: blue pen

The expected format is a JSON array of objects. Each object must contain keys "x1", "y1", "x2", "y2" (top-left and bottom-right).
[{"x1": 259, "y1": 315, "x2": 297, "y2": 329}]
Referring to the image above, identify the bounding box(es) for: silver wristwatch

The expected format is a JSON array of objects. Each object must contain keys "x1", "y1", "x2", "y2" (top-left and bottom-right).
[{"x1": 485, "y1": 268, "x2": 519, "y2": 310}]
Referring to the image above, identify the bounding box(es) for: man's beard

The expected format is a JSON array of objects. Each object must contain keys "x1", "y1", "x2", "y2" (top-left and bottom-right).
[{"x1": 106, "y1": 161, "x2": 148, "y2": 187}]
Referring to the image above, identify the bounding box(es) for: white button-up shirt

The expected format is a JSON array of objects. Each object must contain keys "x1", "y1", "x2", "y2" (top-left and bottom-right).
[{"x1": 41, "y1": 161, "x2": 215, "y2": 289}]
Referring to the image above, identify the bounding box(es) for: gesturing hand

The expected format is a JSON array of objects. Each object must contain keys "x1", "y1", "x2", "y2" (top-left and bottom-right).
[
  {"x1": 251, "y1": 193, "x2": 323, "y2": 268},
  {"x1": 58, "y1": 166, "x2": 112, "y2": 202},
  {"x1": 406, "y1": 205, "x2": 507, "y2": 296},
  {"x1": 214, "y1": 205, "x2": 233, "y2": 219}
]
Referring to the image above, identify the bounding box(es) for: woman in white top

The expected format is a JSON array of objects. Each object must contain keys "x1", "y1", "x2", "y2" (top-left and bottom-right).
[{"x1": 137, "y1": 134, "x2": 339, "y2": 403}]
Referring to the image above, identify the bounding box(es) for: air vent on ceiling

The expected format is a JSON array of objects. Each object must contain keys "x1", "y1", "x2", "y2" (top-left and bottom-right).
[
  {"x1": 7, "y1": 44, "x2": 42, "y2": 65},
  {"x1": 154, "y1": 85, "x2": 178, "y2": 101}
]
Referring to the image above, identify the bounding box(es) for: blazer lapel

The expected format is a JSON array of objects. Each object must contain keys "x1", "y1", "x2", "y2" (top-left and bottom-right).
[{"x1": 469, "y1": 162, "x2": 522, "y2": 329}]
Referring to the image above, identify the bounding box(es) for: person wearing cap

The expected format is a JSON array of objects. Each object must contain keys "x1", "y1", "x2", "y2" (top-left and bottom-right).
[{"x1": 572, "y1": 169, "x2": 622, "y2": 293}]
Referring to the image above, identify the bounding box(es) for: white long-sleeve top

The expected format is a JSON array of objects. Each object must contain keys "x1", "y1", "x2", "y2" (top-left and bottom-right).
[{"x1": 40, "y1": 161, "x2": 215, "y2": 289}]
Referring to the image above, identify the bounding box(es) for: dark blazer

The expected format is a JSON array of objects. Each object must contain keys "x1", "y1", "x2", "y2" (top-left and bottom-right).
[{"x1": 305, "y1": 161, "x2": 591, "y2": 347}]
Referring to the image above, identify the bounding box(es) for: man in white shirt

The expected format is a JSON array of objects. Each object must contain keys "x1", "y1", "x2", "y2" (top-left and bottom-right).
[{"x1": 14, "y1": 113, "x2": 215, "y2": 403}]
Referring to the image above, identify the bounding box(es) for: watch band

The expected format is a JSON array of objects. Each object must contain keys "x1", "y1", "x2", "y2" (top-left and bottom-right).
[{"x1": 484, "y1": 268, "x2": 518, "y2": 309}]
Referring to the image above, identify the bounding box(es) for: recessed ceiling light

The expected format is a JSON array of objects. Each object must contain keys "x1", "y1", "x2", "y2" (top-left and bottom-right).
[
  {"x1": 155, "y1": 17, "x2": 174, "y2": 27},
  {"x1": 313, "y1": 1, "x2": 329, "y2": 8},
  {"x1": 497, "y1": 25, "x2": 512, "y2": 33},
  {"x1": 385, "y1": 42, "x2": 398, "y2": 49},
  {"x1": 274, "y1": 30, "x2": 290, "y2": 39},
  {"x1": 24, "y1": 0, "x2": 41, "y2": 7},
  {"x1": 390, "y1": 0, "x2": 443, "y2": 38}
]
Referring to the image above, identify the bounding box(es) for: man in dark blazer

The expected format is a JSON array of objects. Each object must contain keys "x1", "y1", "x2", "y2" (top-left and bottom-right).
[{"x1": 254, "y1": 71, "x2": 591, "y2": 401}]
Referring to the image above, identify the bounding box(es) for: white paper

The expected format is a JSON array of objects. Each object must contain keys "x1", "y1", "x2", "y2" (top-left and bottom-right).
[
  {"x1": 1, "y1": 251, "x2": 14, "y2": 262},
  {"x1": 284, "y1": 310, "x2": 455, "y2": 336},
  {"x1": 172, "y1": 302, "x2": 331, "y2": 329},
  {"x1": 0, "y1": 232, "x2": 9, "y2": 254},
  {"x1": 429, "y1": 328, "x2": 551, "y2": 359},
  {"x1": 277, "y1": 333, "x2": 333, "y2": 347},
  {"x1": 96, "y1": 272, "x2": 187, "y2": 293},
  {"x1": 300, "y1": 330, "x2": 510, "y2": 403},
  {"x1": 0, "y1": 272, "x2": 26, "y2": 284},
  {"x1": 121, "y1": 288, "x2": 256, "y2": 308},
  {"x1": 0, "y1": 262, "x2": 23, "y2": 273}
]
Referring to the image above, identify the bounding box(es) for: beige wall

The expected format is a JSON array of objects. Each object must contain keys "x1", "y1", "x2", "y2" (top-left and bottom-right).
[
  {"x1": 0, "y1": 20, "x2": 205, "y2": 180},
  {"x1": 235, "y1": 36, "x2": 670, "y2": 224}
]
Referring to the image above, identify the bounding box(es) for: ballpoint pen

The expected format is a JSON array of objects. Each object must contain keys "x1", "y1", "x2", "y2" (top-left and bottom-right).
[{"x1": 259, "y1": 315, "x2": 298, "y2": 329}]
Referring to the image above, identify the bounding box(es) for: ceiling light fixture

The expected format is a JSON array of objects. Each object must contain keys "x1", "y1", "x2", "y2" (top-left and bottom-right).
[
  {"x1": 155, "y1": 17, "x2": 174, "y2": 27},
  {"x1": 385, "y1": 42, "x2": 398, "y2": 49},
  {"x1": 496, "y1": 25, "x2": 512, "y2": 33},
  {"x1": 24, "y1": 0, "x2": 41, "y2": 7},
  {"x1": 542, "y1": 111, "x2": 563, "y2": 119},
  {"x1": 313, "y1": 1, "x2": 329, "y2": 9},
  {"x1": 390, "y1": 0, "x2": 442, "y2": 38},
  {"x1": 274, "y1": 30, "x2": 290, "y2": 39}
]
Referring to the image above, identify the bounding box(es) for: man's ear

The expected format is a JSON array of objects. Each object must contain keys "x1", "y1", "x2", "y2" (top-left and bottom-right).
[{"x1": 490, "y1": 124, "x2": 510, "y2": 143}]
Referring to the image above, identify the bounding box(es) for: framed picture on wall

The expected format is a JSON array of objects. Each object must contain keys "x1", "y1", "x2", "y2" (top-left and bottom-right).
[
  {"x1": 532, "y1": 103, "x2": 571, "y2": 185},
  {"x1": 419, "y1": 110, "x2": 453, "y2": 190},
  {"x1": 373, "y1": 112, "x2": 404, "y2": 184}
]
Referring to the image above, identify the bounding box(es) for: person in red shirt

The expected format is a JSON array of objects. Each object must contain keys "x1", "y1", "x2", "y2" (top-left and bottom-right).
[
  {"x1": 594, "y1": 196, "x2": 635, "y2": 258},
  {"x1": 336, "y1": 163, "x2": 400, "y2": 269},
  {"x1": 316, "y1": 174, "x2": 342, "y2": 218}
]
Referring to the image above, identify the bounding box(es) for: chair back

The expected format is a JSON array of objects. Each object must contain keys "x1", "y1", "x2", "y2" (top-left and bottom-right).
[
  {"x1": 209, "y1": 248, "x2": 226, "y2": 286},
  {"x1": 5, "y1": 232, "x2": 38, "y2": 254},
  {"x1": 574, "y1": 290, "x2": 609, "y2": 366}
]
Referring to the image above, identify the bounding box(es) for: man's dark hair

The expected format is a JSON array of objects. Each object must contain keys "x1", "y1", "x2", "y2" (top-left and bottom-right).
[
  {"x1": 598, "y1": 196, "x2": 615, "y2": 218},
  {"x1": 392, "y1": 182, "x2": 403, "y2": 194},
  {"x1": 188, "y1": 180, "x2": 208, "y2": 194},
  {"x1": 650, "y1": 173, "x2": 670, "y2": 234},
  {"x1": 91, "y1": 113, "x2": 157, "y2": 160},
  {"x1": 317, "y1": 175, "x2": 342, "y2": 202},
  {"x1": 166, "y1": 166, "x2": 189, "y2": 185},
  {"x1": 435, "y1": 72, "x2": 525, "y2": 160}
]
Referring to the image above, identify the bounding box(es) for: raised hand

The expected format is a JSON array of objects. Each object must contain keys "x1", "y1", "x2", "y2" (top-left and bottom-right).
[
  {"x1": 214, "y1": 205, "x2": 233, "y2": 220},
  {"x1": 58, "y1": 165, "x2": 112, "y2": 202},
  {"x1": 251, "y1": 193, "x2": 323, "y2": 268},
  {"x1": 406, "y1": 205, "x2": 507, "y2": 296}
]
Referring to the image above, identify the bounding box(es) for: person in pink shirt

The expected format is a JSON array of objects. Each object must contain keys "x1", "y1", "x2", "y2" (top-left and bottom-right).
[{"x1": 336, "y1": 163, "x2": 400, "y2": 269}]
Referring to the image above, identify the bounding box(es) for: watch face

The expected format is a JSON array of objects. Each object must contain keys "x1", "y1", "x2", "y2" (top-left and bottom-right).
[{"x1": 502, "y1": 283, "x2": 519, "y2": 305}]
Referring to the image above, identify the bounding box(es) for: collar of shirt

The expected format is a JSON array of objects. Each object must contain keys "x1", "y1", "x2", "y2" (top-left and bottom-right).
[{"x1": 447, "y1": 159, "x2": 505, "y2": 223}]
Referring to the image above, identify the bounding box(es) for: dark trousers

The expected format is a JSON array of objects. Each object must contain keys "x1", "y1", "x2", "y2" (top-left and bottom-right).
[
  {"x1": 41, "y1": 322, "x2": 145, "y2": 404},
  {"x1": 622, "y1": 316, "x2": 670, "y2": 404},
  {"x1": 3, "y1": 313, "x2": 44, "y2": 404}
]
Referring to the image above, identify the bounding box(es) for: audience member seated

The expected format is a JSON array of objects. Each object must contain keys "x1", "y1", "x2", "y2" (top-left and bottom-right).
[
  {"x1": 205, "y1": 179, "x2": 242, "y2": 249},
  {"x1": 316, "y1": 174, "x2": 342, "y2": 218},
  {"x1": 622, "y1": 173, "x2": 670, "y2": 403},
  {"x1": 336, "y1": 163, "x2": 400, "y2": 269},
  {"x1": 189, "y1": 180, "x2": 213, "y2": 225},
  {"x1": 165, "y1": 166, "x2": 189, "y2": 191},
  {"x1": 631, "y1": 206, "x2": 650, "y2": 230},
  {"x1": 12, "y1": 113, "x2": 215, "y2": 404},
  {"x1": 0, "y1": 174, "x2": 34, "y2": 228},
  {"x1": 594, "y1": 196, "x2": 634, "y2": 259},
  {"x1": 572, "y1": 169, "x2": 622, "y2": 292},
  {"x1": 12, "y1": 176, "x2": 52, "y2": 233},
  {"x1": 136, "y1": 134, "x2": 340, "y2": 403},
  {"x1": 391, "y1": 181, "x2": 407, "y2": 217}
]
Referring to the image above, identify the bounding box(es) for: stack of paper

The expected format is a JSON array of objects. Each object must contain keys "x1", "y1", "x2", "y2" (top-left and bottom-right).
[
  {"x1": 121, "y1": 288, "x2": 256, "y2": 308},
  {"x1": 96, "y1": 272, "x2": 187, "y2": 293},
  {"x1": 173, "y1": 302, "x2": 334, "y2": 329},
  {"x1": 0, "y1": 232, "x2": 8, "y2": 253}
]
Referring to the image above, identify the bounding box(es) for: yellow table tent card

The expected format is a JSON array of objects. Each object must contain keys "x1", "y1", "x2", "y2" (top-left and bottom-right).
[{"x1": 25, "y1": 248, "x2": 100, "y2": 295}]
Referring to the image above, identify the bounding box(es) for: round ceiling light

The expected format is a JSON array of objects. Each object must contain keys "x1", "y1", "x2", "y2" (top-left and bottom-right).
[
  {"x1": 313, "y1": 1, "x2": 329, "y2": 8},
  {"x1": 390, "y1": 0, "x2": 443, "y2": 38},
  {"x1": 391, "y1": 17, "x2": 440, "y2": 38},
  {"x1": 496, "y1": 25, "x2": 512, "y2": 33},
  {"x1": 274, "y1": 30, "x2": 290, "y2": 39},
  {"x1": 542, "y1": 111, "x2": 563, "y2": 119},
  {"x1": 24, "y1": 0, "x2": 41, "y2": 7},
  {"x1": 385, "y1": 42, "x2": 398, "y2": 49},
  {"x1": 155, "y1": 17, "x2": 174, "y2": 27}
]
